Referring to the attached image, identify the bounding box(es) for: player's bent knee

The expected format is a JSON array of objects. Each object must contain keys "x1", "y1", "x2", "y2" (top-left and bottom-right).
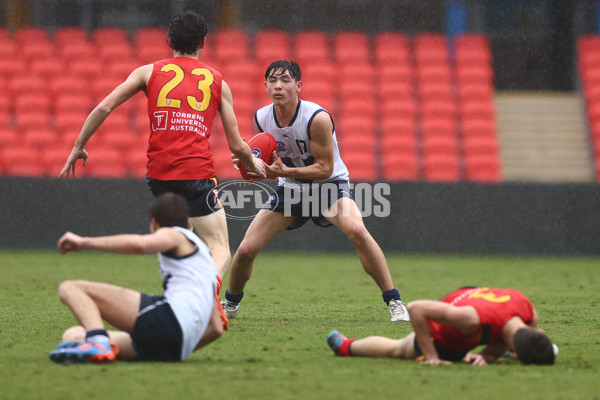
[
  {"x1": 346, "y1": 223, "x2": 371, "y2": 246},
  {"x1": 235, "y1": 240, "x2": 260, "y2": 263}
]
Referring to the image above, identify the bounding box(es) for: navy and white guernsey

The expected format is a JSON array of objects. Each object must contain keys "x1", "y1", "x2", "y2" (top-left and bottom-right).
[
  {"x1": 254, "y1": 99, "x2": 349, "y2": 189},
  {"x1": 157, "y1": 226, "x2": 217, "y2": 361}
]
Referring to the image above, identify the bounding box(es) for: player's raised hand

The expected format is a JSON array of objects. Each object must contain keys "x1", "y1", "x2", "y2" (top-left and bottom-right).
[
  {"x1": 59, "y1": 148, "x2": 89, "y2": 178},
  {"x1": 57, "y1": 231, "x2": 85, "y2": 254}
]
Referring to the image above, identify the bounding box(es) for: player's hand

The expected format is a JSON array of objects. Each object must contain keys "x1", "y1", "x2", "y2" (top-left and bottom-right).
[
  {"x1": 57, "y1": 231, "x2": 84, "y2": 254},
  {"x1": 465, "y1": 352, "x2": 489, "y2": 366},
  {"x1": 264, "y1": 150, "x2": 284, "y2": 179},
  {"x1": 249, "y1": 157, "x2": 267, "y2": 179},
  {"x1": 231, "y1": 153, "x2": 240, "y2": 171},
  {"x1": 420, "y1": 357, "x2": 452, "y2": 365},
  {"x1": 59, "y1": 148, "x2": 89, "y2": 178}
]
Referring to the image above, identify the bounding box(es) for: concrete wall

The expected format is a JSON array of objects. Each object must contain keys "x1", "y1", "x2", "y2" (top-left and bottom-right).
[{"x1": 1, "y1": 177, "x2": 599, "y2": 255}]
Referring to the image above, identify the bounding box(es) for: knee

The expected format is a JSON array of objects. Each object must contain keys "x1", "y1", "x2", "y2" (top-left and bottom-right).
[
  {"x1": 235, "y1": 241, "x2": 259, "y2": 264},
  {"x1": 346, "y1": 223, "x2": 371, "y2": 246},
  {"x1": 57, "y1": 280, "x2": 77, "y2": 303}
]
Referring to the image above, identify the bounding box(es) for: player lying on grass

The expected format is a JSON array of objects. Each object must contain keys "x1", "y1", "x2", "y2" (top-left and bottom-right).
[
  {"x1": 50, "y1": 193, "x2": 226, "y2": 364},
  {"x1": 327, "y1": 286, "x2": 556, "y2": 366}
]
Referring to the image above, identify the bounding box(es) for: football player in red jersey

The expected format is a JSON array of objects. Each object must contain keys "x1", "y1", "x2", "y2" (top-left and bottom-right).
[
  {"x1": 60, "y1": 11, "x2": 266, "y2": 280},
  {"x1": 327, "y1": 287, "x2": 556, "y2": 366}
]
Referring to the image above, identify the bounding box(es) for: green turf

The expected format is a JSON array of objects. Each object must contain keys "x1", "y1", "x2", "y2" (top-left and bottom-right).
[{"x1": 0, "y1": 251, "x2": 598, "y2": 400}]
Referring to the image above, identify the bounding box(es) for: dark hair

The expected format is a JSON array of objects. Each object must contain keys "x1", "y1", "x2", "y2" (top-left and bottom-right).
[
  {"x1": 513, "y1": 327, "x2": 555, "y2": 365},
  {"x1": 265, "y1": 60, "x2": 302, "y2": 81},
  {"x1": 168, "y1": 11, "x2": 208, "y2": 54},
  {"x1": 149, "y1": 193, "x2": 189, "y2": 228}
]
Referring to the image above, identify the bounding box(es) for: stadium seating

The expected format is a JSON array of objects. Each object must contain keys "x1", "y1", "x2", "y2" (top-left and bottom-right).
[{"x1": 0, "y1": 26, "x2": 505, "y2": 182}]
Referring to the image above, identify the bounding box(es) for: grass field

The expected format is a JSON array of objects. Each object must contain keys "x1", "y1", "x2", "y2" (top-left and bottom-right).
[{"x1": 0, "y1": 250, "x2": 598, "y2": 400}]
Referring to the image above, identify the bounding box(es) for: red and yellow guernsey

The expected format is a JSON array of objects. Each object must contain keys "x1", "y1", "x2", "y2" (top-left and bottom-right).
[
  {"x1": 429, "y1": 287, "x2": 535, "y2": 352},
  {"x1": 145, "y1": 57, "x2": 222, "y2": 180}
]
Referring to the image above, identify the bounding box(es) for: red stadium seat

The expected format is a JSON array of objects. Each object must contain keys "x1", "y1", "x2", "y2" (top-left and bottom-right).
[
  {"x1": 53, "y1": 26, "x2": 90, "y2": 48},
  {"x1": 1, "y1": 147, "x2": 46, "y2": 177},
  {"x1": 22, "y1": 41, "x2": 56, "y2": 61},
  {"x1": 48, "y1": 76, "x2": 89, "y2": 97},
  {"x1": 0, "y1": 128, "x2": 17, "y2": 149},
  {"x1": 7, "y1": 76, "x2": 46, "y2": 98},
  {"x1": 15, "y1": 93, "x2": 52, "y2": 114},
  {"x1": 334, "y1": 31, "x2": 370, "y2": 64},
  {"x1": 29, "y1": 57, "x2": 65, "y2": 79},
  {"x1": 214, "y1": 29, "x2": 251, "y2": 62},
  {"x1": 456, "y1": 64, "x2": 494, "y2": 87},
  {"x1": 461, "y1": 118, "x2": 497, "y2": 138},
  {"x1": 15, "y1": 27, "x2": 49, "y2": 46},
  {"x1": 421, "y1": 117, "x2": 457, "y2": 139},
  {"x1": 138, "y1": 43, "x2": 171, "y2": 64},
  {"x1": 460, "y1": 100, "x2": 496, "y2": 121},
  {"x1": 381, "y1": 117, "x2": 417, "y2": 138},
  {"x1": 15, "y1": 111, "x2": 52, "y2": 131},
  {"x1": 55, "y1": 112, "x2": 87, "y2": 134},
  {"x1": 93, "y1": 27, "x2": 130, "y2": 46},
  {"x1": 134, "y1": 27, "x2": 167, "y2": 47},
  {"x1": 374, "y1": 31, "x2": 410, "y2": 66},
  {"x1": 420, "y1": 99, "x2": 456, "y2": 121},
  {"x1": 254, "y1": 29, "x2": 292, "y2": 66},
  {"x1": 382, "y1": 152, "x2": 419, "y2": 182},
  {"x1": 79, "y1": 144, "x2": 128, "y2": 178},
  {"x1": 422, "y1": 135, "x2": 459, "y2": 156},
  {"x1": 0, "y1": 58, "x2": 26, "y2": 79},
  {"x1": 423, "y1": 153, "x2": 461, "y2": 182},
  {"x1": 464, "y1": 154, "x2": 501, "y2": 183},
  {"x1": 381, "y1": 98, "x2": 417, "y2": 122},
  {"x1": 457, "y1": 82, "x2": 493, "y2": 103},
  {"x1": 418, "y1": 81, "x2": 453, "y2": 102},
  {"x1": 294, "y1": 30, "x2": 330, "y2": 64},
  {"x1": 23, "y1": 127, "x2": 58, "y2": 150},
  {"x1": 344, "y1": 153, "x2": 378, "y2": 182},
  {"x1": 41, "y1": 146, "x2": 70, "y2": 177},
  {"x1": 382, "y1": 133, "x2": 417, "y2": 155},
  {"x1": 462, "y1": 136, "x2": 500, "y2": 158}
]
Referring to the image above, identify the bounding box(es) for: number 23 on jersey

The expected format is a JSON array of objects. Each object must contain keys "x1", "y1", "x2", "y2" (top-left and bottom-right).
[{"x1": 156, "y1": 63, "x2": 214, "y2": 111}]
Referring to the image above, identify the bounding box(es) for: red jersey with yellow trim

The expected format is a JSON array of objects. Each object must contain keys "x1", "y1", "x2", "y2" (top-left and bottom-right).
[
  {"x1": 145, "y1": 57, "x2": 222, "y2": 180},
  {"x1": 429, "y1": 287, "x2": 535, "y2": 352}
]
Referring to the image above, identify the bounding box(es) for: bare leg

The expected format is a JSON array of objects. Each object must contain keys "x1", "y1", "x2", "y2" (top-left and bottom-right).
[
  {"x1": 325, "y1": 197, "x2": 395, "y2": 292},
  {"x1": 227, "y1": 210, "x2": 293, "y2": 295},
  {"x1": 350, "y1": 332, "x2": 416, "y2": 359},
  {"x1": 57, "y1": 280, "x2": 140, "y2": 333},
  {"x1": 190, "y1": 209, "x2": 231, "y2": 279}
]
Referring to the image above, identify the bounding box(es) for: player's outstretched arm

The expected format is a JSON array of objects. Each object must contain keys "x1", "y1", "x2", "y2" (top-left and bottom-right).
[
  {"x1": 57, "y1": 227, "x2": 186, "y2": 255},
  {"x1": 59, "y1": 65, "x2": 152, "y2": 178}
]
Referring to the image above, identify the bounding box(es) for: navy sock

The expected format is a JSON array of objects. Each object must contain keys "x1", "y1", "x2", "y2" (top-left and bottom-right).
[
  {"x1": 382, "y1": 289, "x2": 401, "y2": 304},
  {"x1": 225, "y1": 290, "x2": 244, "y2": 304},
  {"x1": 86, "y1": 329, "x2": 109, "y2": 342}
]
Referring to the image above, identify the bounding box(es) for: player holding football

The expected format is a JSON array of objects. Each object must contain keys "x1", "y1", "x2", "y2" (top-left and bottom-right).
[
  {"x1": 50, "y1": 193, "x2": 224, "y2": 363},
  {"x1": 221, "y1": 60, "x2": 410, "y2": 322},
  {"x1": 59, "y1": 11, "x2": 266, "y2": 280},
  {"x1": 327, "y1": 287, "x2": 556, "y2": 366}
]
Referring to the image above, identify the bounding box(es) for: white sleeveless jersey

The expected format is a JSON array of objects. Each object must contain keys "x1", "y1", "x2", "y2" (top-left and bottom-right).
[
  {"x1": 254, "y1": 99, "x2": 349, "y2": 188},
  {"x1": 157, "y1": 226, "x2": 217, "y2": 360}
]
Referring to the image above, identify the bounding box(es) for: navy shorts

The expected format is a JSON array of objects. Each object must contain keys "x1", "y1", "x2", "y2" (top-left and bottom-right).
[
  {"x1": 146, "y1": 176, "x2": 221, "y2": 217},
  {"x1": 413, "y1": 337, "x2": 467, "y2": 362},
  {"x1": 131, "y1": 294, "x2": 183, "y2": 362},
  {"x1": 262, "y1": 180, "x2": 352, "y2": 230}
]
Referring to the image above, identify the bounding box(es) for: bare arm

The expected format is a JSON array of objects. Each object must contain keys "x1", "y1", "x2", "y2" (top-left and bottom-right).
[
  {"x1": 57, "y1": 227, "x2": 190, "y2": 255},
  {"x1": 59, "y1": 64, "x2": 152, "y2": 178},
  {"x1": 407, "y1": 300, "x2": 480, "y2": 365},
  {"x1": 265, "y1": 111, "x2": 334, "y2": 180},
  {"x1": 219, "y1": 80, "x2": 266, "y2": 178}
]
